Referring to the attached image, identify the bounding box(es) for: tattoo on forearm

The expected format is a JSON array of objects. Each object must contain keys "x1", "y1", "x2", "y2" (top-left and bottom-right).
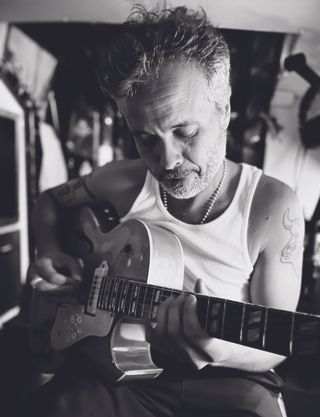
[{"x1": 280, "y1": 208, "x2": 301, "y2": 276}]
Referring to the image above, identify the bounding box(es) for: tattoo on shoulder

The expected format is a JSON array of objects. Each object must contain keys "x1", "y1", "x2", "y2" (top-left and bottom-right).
[
  {"x1": 52, "y1": 177, "x2": 89, "y2": 206},
  {"x1": 280, "y1": 208, "x2": 302, "y2": 274}
]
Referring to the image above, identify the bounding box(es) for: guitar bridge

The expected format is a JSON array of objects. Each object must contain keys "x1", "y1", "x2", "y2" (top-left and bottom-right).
[{"x1": 85, "y1": 260, "x2": 108, "y2": 316}]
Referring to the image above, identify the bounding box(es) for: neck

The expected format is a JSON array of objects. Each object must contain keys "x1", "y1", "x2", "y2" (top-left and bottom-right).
[{"x1": 96, "y1": 274, "x2": 320, "y2": 357}]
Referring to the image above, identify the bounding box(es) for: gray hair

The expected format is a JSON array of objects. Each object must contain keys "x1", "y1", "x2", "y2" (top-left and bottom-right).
[{"x1": 100, "y1": 5, "x2": 231, "y2": 111}]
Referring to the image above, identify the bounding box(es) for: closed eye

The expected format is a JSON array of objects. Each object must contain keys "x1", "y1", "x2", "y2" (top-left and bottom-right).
[
  {"x1": 174, "y1": 127, "x2": 198, "y2": 139},
  {"x1": 134, "y1": 132, "x2": 157, "y2": 147}
]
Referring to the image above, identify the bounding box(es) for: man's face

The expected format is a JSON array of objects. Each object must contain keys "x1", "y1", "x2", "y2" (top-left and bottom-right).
[{"x1": 118, "y1": 62, "x2": 230, "y2": 199}]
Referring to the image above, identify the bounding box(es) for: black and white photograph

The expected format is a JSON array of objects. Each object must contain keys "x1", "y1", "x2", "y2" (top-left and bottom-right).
[{"x1": 0, "y1": 1, "x2": 320, "y2": 416}]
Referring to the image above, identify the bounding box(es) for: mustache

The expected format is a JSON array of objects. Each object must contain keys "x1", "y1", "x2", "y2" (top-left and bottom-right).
[{"x1": 159, "y1": 168, "x2": 199, "y2": 181}]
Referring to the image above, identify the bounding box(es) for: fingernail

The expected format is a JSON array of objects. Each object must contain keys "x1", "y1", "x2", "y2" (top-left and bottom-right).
[
  {"x1": 31, "y1": 277, "x2": 43, "y2": 289},
  {"x1": 72, "y1": 274, "x2": 82, "y2": 282}
]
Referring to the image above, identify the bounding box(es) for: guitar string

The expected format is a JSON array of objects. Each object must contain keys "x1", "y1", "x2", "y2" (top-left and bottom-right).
[
  {"x1": 93, "y1": 277, "x2": 300, "y2": 353},
  {"x1": 91, "y1": 277, "x2": 302, "y2": 355},
  {"x1": 95, "y1": 275, "x2": 297, "y2": 329},
  {"x1": 97, "y1": 281, "x2": 278, "y2": 334},
  {"x1": 97, "y1": 275, "x2": 259, "y2": 311}
]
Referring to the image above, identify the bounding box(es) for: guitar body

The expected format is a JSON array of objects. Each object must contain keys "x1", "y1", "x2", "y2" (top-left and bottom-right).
[
  {"x1": 32, "y1": 207, "x2": 320, "y2": 380},
  {"x1": 50, "y1": 207, "x2": 185, "y2": 382}
]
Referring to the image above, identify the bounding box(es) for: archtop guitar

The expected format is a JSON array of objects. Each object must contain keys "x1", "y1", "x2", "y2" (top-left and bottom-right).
[{"x1": 36, "y1": 207, "x2": 320, "y2": 382}]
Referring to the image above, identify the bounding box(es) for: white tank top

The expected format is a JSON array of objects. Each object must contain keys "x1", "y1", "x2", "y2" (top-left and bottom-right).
[{"x1": 121, "y1": 163, "x2": 262, "y2": 302}]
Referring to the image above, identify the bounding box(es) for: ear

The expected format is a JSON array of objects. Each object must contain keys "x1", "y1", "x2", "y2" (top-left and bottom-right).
[{"x1": 221, "y1": 102, "x2": 231, "y2": 130}]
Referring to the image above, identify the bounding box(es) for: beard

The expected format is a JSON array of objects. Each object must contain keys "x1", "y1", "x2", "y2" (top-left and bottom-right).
[{"x1": 156, "y1": 131, "x2": 227, "y2": 199}]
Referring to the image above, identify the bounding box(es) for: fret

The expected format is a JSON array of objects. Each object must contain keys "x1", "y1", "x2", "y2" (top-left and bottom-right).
[
  {"x1": 111, "y1": 279, "x2": 121, "y2": 312},
  {"x1": 134, "y1": 282, "x2": 141, "y2": 317},
  {"x1": 147, "y1": 286, "x2": 156, "y2": 321},
  {"x1": 262, "y1": 308, "x2": 268, "y2": 350},
  {"x1": 122, "y1": 281, "x2": 131, "y2": 315},
  {"x1": 136, "y1": 283, "x2": 147, "y2": 318},
  {"x1": 221, "y1": 300, "x2": 227, "y2": 340},
  {"x1": 123, "y1": 281, "x2": 134, "y2": 315},
  {"x1": 141, "y1": 285, "x2": 153, "y2": 319},
  {"x1": 129, "y1": 283, "x2": 140, "y2": 316},
  {"x1": 242, "y1": 304, "x2": 266, "y2": 350},
  {"x1": 116, "y1": 279, "x2": 125, "y2": 314},
  {"x1": 109, "y1": 278, "x2": 116, "y2": 311},
  {"x1": 159, "y1": 287, "x2": 165, "y2": 306},
  {"x1": 292, "y1": 313, "x2": 320, "y2": 356},
  {"x1": 289, "y1": 313, "x2": 295, "y2": 355},
  {"x1": 119, "y1": 280, "x2": 129, "y2": 314},
  {"x1": 114, "y1": 279, "x2": 122, "y2": 312},
  {"x1": 98, "y1": 274, "x2": 108, "y2": 309},
  {"x1": 143, "y1": 287, "x2": 172, "y2": 320},
  {"x1": 223, "y1": 301, "x2": 245, "y2": 344},
  {"x1": 206, "y1": 298, "x2": 225, "y2": 339},
  {"x1": 104, "y1": 277, "x2": 114, "y2": 311},
  {"x1": 205, "y1": 296, "x2": 210, "y2": 333},
  {"x1": 98, "y1": 277, "x2": 104, "y2": 309},
  {"x1": 264, "y1": 309, "x2": 293, "y2": 356},
  {"x1": 239, "y1": 303, "x2": 246, "y2": 343},
  {"x1": 139, "y1": 283, "x2": 148, "y2": 319},
  {"x1": 149, "y1": 286, "x2": 159, "y2": 322}
]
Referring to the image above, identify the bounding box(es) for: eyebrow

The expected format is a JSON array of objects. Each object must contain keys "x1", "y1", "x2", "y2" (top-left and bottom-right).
[
  {"x1": 132, "y1": 121, "x2": 199, "y2": 136},
  {"x1": 132, "y1": 130, "x2": 151, "y2": 136},
  {"x1": 172, "y1": 121, "x2": 199, "y2": 128}
]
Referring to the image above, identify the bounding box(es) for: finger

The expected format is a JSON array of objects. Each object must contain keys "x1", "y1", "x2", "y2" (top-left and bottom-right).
[
  {"x1": 58, "y1": 254, "x2": 83, "y2": 281},
  {"x1": 164, "y1": 294, "x2": 205, "y2": 364},
  {"x1": 182, "y1": 294, "x2": 203, "y2": 336},
  {"x1": 31, "y1": 277, "x2": 79, "y2": 304},
  {"x1": 166, "y1": 293, "x2": 186, "y2": 338},
  {"x1": 33, "y1": 257, "x2": 69, "y2": 285},
  {"x1": 194, "y1": 278, "x2": 209, "y2": 294},
  {"x1": 37, "y1": 257, "x2": 79, "y2": 286},
  {"x1": 150, "y1": 294, "x2": 186, "y2": 360},
  {"x1": 182, "y1": 294, "x2": 213, "y2": 362},
  {"x1": 154, "y1": 295, "x2": 173, "y2": 335}
]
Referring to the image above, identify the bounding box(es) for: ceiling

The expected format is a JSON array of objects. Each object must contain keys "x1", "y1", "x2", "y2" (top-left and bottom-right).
[{"x1": 0, "y1": 0, "x2": 319, "y2": 34}]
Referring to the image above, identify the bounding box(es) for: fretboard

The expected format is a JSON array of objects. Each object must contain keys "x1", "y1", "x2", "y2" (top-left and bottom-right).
[{"x1": 92, "y1": 275, "x2": 320, "y2": 357}]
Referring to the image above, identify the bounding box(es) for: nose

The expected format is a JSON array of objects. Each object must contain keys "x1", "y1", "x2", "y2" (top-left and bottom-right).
[{"x1": 159, "y1": 138, "x2": 183, "y2": 171}]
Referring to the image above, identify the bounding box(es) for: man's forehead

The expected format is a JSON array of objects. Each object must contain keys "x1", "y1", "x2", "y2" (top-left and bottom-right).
[
  {"x1": 119, "y1": 62, "x2": 206, "y2": 101},
  {"x1": 118, "y1": 64, "x2": 208, "y2": 114},
  {"x1": 149, "y1": 61, "x2": 207, "y2": 94}
]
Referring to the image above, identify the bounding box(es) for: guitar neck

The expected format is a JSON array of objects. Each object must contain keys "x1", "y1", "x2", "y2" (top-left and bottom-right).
[{"x1": 94, "y1": 275, "x2": 320, "y2": 358}]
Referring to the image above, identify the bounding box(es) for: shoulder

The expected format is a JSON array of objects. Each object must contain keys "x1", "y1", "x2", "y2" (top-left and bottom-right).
[
  {"x1": 248, "y1": 172, "x2": 304, "y2": 262},
  {"x1": 87, "y1": 159, "x2": 147, "y2": 216},
  {"x1": 254, "y1": 173, "x2": 302, "y2": 217}
]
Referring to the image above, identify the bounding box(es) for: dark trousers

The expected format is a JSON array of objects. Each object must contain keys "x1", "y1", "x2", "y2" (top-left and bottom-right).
[{"x1": 25, "y1": 357, "x2": 286, "y2": 417}]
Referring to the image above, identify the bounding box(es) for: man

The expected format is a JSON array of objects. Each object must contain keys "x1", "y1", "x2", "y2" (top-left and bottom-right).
[{"x1": 28, "y1": 6, "x2": 304, "y2": 417}]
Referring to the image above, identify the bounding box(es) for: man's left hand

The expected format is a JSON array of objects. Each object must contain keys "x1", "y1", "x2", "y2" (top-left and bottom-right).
[{"x1": 147, "y1": 278, "x2": 214, "y2": 368}]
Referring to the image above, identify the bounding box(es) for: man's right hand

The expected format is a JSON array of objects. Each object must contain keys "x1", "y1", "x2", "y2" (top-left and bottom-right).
[{"x1": 29, "y1": 252, "x2": 83, "y2": 304}]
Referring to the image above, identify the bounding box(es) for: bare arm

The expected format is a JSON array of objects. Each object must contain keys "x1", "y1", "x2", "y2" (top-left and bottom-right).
[
  {"x1": 30, "y1": 159, "x2": 146, "y2": 296},
  {"x1": 30, "y1": 173, "x2": 104, "y2": 299},
  {"x1": 29, "y1": 160, "x2": 146, "y2": 368},
  {"x1": 206, "y1": 179, "x2": 304, "y2": 371},
  {"x1": 33, "y1": 174, "x2": 99, "y2": 256},
  {"x1": 28, "y1": 173, "x2": 103, "y2": 368},
  {"x1": 150, "y1": 177, "x2": 304, "y2": 372}
]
